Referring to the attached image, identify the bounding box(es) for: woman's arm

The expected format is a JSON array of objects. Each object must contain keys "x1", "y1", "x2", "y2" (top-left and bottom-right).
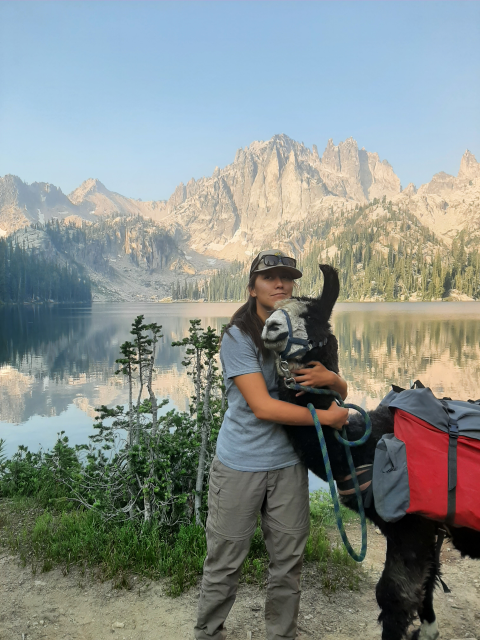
[
  {"x1": 293, "y1": 361, "x2": 348, "y2": 400},
  {"x1": 234, "y1": 372, "x2": 348, "y2": 430}
]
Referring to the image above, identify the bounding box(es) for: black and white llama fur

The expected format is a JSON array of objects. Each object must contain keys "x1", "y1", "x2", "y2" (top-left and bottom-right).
[{"x1": 261, "y1": 264, "x2": 480, "y2": 640}]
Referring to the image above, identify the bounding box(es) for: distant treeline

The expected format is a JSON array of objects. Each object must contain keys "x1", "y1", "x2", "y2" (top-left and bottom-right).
[
  {"x1": 302, "y1": 206, "x2": 480, "y2": 301},
  {"x1": 171, "y1": 260, "x2": 247, "y2": 301},
  {"x1": 0, "y1": 237, "x2": 92, "y2": 304},
  {"x1": 172, "y1": 203, "x2": 480, "y2": 302}
]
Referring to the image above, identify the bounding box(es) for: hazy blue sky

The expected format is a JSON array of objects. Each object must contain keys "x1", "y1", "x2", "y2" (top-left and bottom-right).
[{"x1": 0, "y1": 1, "x2": 479, "y2": 201}]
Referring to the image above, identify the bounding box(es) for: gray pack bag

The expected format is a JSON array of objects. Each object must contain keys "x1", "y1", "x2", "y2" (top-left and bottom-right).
[{"x1": 373, "y1": 434, "x2": 410, "y2": 522}]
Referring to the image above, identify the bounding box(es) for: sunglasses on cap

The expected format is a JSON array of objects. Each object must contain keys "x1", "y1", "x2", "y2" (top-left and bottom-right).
[
  {"x1": 252, "y1": 254, "x2": 297, "y2": 270},
  {"x1": 262, "y1": 255, "x2": 296, "y2": 267}
]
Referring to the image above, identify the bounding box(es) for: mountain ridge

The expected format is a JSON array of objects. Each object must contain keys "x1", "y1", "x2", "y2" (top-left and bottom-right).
[{"x1": 1, "y1": 135, "x2": 478, "y2": 261}]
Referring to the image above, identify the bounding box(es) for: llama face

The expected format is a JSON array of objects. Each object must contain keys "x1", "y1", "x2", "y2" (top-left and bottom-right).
[{"x1": 261, "y1": 298, "x2": 309, "y2": 360}]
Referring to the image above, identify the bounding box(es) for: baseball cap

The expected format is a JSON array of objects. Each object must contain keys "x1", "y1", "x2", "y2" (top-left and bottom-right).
[{"x1": 250, "y1": 249, "x2": 303, "y2": 279}]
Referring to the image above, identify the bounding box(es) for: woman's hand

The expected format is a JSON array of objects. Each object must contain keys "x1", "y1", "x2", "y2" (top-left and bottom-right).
[
  {"x1": 294, "y1": 361, "x2": 334, "y2": 389},
  {"x1": 294, "y1": 361, "x2": 348, "y2": 400},
  {"x1": 318, "y1": 402, "x2": 349, "y2": 431}
]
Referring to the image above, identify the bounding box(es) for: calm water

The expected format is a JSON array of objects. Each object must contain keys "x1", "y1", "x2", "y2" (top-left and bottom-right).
[{"x1": 2, "y1": 302, "x2": 480, "y2": 490}]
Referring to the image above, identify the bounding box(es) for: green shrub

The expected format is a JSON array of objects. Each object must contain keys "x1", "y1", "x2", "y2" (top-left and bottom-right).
[
  {"x1": 4, "y1": 503, "x2": 207, "y2": 596},
  {"x1": 0, "y1": 437, "x2": 81, "y2": 507},
  {"x1": 1, "y1": 490, "x2": 362, "y2": 596},
  {"x1": 307, "y1": 490, "x2": 362, "y2": 592},
  {"x1": 309, "y1": 489, "x2": 359, "y2": 527}
]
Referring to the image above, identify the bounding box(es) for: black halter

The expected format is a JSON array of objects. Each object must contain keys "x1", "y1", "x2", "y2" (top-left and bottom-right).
[{"x1": 278, "y1": 308, "x2": 328, "y2": 360}]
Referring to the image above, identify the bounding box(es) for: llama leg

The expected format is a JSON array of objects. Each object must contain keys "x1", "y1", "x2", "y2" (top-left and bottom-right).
[
  {"x1": 375, "y1": 517, "x2": 437, "y2": 640},
  {"x1": 376, "y1": 544, "x2": 419, "y2": 640},
  {"x1": 410, "y1": 547, "x2": 439, "y2": 640},
  {"x1": 450, "y1": 526, "x2": 480, "y2": 559}
]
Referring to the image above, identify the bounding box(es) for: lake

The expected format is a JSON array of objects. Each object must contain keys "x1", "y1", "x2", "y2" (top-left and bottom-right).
[{"x1": 2, "y1": 302, "x2": 480, "y2": 491}]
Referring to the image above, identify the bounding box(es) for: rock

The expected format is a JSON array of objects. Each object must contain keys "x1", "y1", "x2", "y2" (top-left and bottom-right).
[
  {"x1": 43, "y1": 613, "x2": 58, "y2": 622},
  {"x1": 112, "y1": 621, "x2": 125, "y2": 629}
]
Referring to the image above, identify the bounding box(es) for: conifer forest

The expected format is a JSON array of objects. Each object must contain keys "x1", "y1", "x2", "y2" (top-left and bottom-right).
[
  {"x1": 173, "y1": 203, "x2": 480, "y2": 302},
  {"x1": 0, "y1": 237, "x2": 92, "y2": 304}
]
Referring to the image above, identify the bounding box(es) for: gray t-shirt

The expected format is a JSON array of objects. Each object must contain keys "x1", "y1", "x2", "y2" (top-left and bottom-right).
[{"x1": 216, "y1": 325, "x2": 300, "y2": 472}]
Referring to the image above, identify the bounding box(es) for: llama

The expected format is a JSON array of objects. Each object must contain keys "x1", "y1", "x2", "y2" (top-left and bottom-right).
[{"x1": 261, "y1": 264, "x2": 480, "y2": 640}]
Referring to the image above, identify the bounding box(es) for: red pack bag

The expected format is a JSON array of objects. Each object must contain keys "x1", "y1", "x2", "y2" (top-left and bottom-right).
[{"x1": 389, "y1": 387, "x2": 480, "y2": 530}]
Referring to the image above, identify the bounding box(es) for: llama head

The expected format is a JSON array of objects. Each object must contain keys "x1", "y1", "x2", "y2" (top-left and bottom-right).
[{"x1": 261, "y1": 264, "x2": 340, "y2": 375}]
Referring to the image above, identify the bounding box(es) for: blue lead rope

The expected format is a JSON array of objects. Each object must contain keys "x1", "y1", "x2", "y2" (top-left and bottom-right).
[{"x1": 286, "y1": 382, "x2": 371, "y2": 562}]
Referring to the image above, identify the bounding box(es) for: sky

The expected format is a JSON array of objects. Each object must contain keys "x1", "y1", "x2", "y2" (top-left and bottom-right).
[{"x1": 0, "y1": 1, "x2": 479, "y2": 201}]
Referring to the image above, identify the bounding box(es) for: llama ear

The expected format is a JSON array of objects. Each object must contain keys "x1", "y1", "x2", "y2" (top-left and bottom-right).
[{"x1": 314, "y1": 264, "x2": 340, "y2": 323}]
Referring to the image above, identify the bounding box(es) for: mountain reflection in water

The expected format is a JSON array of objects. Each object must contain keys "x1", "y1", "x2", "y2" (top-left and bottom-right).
[
  {"x1": 335, "y1": 303, "x2": 480, "y2": 405},
  {"x1": 1, "y1": 302, "x2": 480, "y2": 456}
]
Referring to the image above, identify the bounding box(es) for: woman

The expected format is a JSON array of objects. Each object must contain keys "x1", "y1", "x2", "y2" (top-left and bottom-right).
[{"x1": 194, "y1": 250, "x2": 348, "y2": 640}]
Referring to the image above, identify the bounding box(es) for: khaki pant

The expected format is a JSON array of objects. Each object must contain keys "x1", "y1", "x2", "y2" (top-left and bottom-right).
[{"x1": 194, "y1": 456, "x2": 310, "y2": 640}]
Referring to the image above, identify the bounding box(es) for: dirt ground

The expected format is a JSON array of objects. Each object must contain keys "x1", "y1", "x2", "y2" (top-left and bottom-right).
[{"x1": 0, "y1": 522, "x2": 479, "y2": 640}]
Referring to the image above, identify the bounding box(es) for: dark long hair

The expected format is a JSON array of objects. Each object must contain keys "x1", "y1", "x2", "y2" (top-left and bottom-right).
[{"x1": 222, "y1": 272, "x2": 270, "y2": 358}]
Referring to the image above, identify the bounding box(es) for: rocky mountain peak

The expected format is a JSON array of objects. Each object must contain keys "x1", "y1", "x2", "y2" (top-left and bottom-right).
[
  {"x1": 318, "y1": 137, "x2": 400, "y2": 201},
  {"x1": 69, "y1": 178, "x2": 109, "y2": 204},
  {"x1": 402, "y1": 183, "x2": 417, "y2": 196},
  {"x1": 320, "y1": 137, "x2": 367, "y2": 179},
  {"x1": 0, "y1": 175, "x2": 22, "y2": 202},
  {"x1": 263, "y1": 133, "x2": 297, "y2": 151},
  {"x1": 321, "y1": 138, "x2": 342, "y2": 172},
  {"x1": 161, "y1": 134, "x2": 404, "y2": 258},
  {"x1": 33, "y1": 182, "x2": 58, "y2": 193},
  {"x1": 237, "y1": 134, "x2": 312, "y2": 169},
  {"x1": 0, "y1": 173, "x2": 30, "y2": 195},
  {"x1": 458, "y1": 150, "x2": 480, "y2": 181},
  {"x1": 0, "y1": 174, "x2": 77, "y2": 234}
]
